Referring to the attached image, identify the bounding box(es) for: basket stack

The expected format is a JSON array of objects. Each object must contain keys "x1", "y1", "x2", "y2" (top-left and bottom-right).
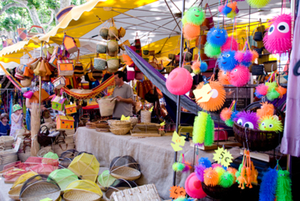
[
  {"x1": 107, "y1": 120, "x2": 131, "y2": 135},
  {"x1": 0, "y1": 136, "x2": 14, "y2": 149},
  {"x1": 96, "y1": 121, "x2": 110, "y2": 132},
  {"x1": 86, "y1": 122, "x2": 97, "y2": 129}
]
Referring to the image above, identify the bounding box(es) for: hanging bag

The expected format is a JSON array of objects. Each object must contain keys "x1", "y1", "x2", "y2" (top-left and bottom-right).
[
  {"x1": 63, "y1": 34, "x2": 78, "y2": 54},
  {"x1": 38, "y1": 125, "x2": 56, "y2": 147},
  {"x1": 74, "y1": 49, "x2": 84, "y2": 77},
  {"x1": 251, "y1": 64, "x2": 265, "y2": 75},
  {"x1": 57, "y1": 56, "x2": 74, "y2": 77}
]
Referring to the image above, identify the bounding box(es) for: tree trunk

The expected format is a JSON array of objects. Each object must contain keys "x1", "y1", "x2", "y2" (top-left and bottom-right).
[{"x1": 60, "y1": 0, "x2": 71, "y2": 9}]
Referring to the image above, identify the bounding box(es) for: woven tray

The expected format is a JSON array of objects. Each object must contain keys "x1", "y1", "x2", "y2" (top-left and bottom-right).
[
  {"x1": 0, "y1": 136, "x2": 14, "y2": 150},
  {"x1": 110, "y1": 127, "x2": 131, "y2": 135},
  {"x1": 0, "y1": 149, "x2": 18, "y2": 165},
  {"x1": 20, "y1": 181, "x2": 61, "y2": 201},
  {"x1": 86, "y1": 122, "x2": 97, "y2": 129},
  {"x1": 63, "y1": 189, "x2": 101, "y2": 201},
  {"x1": 96, "y1": 121, "x2": 109, "y2": 128},
  {"x1": 107, "y1": 120, "x2": 131, "y2": 127},
  {"x1": 110, "y1": 166, "x2": 141, "y2": 181},
  {"x1": 96, "y1": 128, "x2": 110, "y2": 132},
  {"x1": 8, "y1": 184, "x2": 23, "y2": 200}
]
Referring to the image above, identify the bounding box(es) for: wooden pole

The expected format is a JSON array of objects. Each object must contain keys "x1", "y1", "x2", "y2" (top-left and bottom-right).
[{"x1": 39, "y1": 42, "x2": 43, "y2": 112}]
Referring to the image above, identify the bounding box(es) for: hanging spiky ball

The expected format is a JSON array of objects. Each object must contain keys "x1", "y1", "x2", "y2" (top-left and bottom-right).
[
  {"x1": 229, "y1": 65, "x2": 251, "y2": 87},
  {"x1": 182, "y1": 7, "x2": 205, "y2": 26},
  {"x1": 218, "y1": 50, "x2": 238, "y2": 72},
  {"x1": 218, "y1": 70, "x2": 231, "y2": 85},
  {"x1": 263, "y1": 14, "x2": 292, "y2": 54},
  {"x1": 204, "y1": 43, "x2": 222, "y2": 58},
  {"x1": 221, "y1": 36, "x2": 239, "y2": 51},
  {"x1": 207, "y1": 27, "x2": 228, "y2": 47},
  {"x1": 246, "y1": 0, "x2": 270, "y2": 9},
  {"x1": 235, "y1": 111, "x2": 259, "y2": 130}
]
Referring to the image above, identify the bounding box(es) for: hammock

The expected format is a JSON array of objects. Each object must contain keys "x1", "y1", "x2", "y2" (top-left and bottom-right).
[
  {"x1": 62, "y1": 75, "x2": 115, "y2": 99},
  {"x1": 125, "y1": 46, "x2": 201, "y2": 115},
  {"x1": 0, "y1": 63, "x2": 23, "y2": 91}
]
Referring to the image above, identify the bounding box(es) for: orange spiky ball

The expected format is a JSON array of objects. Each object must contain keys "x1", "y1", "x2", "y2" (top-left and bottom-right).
[{"x1": 256, "y1": 102, "x2": 275, "y2": 119}]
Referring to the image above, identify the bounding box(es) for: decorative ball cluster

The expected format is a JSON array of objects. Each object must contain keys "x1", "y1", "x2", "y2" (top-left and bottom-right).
[
  {"x1": 182, "y1": 7, "x2": 205, "y2": 40},
  {"x1": 218, "y1": 2, "x2": 239, "y2": 19},
  {"x1": 255, "y1": 82, "x2": 287, "y2": 101}
]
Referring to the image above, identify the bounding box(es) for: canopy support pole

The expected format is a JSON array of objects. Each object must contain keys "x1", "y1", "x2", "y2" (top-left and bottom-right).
[
  {"x1": 173, "y1": 0, "x2": 185, "y2": 187},
  {"x1": 39, "y1": 42, "x2": 43, "y2": 112}
]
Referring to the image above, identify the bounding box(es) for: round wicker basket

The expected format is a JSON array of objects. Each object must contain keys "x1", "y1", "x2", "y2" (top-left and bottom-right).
[
  {"x1": 201, "y1": 182, "x2": 234, "y2": 199},
  {"x1": 107, "y1": 120, "x2": 131, "y2": 127},
  {"x1": 0, "y1": 136, "x2": 14, "y2": 150},
  {"x1": 233, "y1": 122, "x2": 282, "y2": 151},
  {"x1": 110, "y1": 166, "x2": 141, "y2": 181},
  {"x1": 63, "y1": 190, "x2": 101, "y2": 201},
  {"x1": 20, "y1": 181, "x2": 61, "y2": 201},
  {"x1": 96, "y1": 121, "x2": 109, "y2": 128},
  {"x1": 110, "y1": 127, "x2": 131, "y2": 135},
  {"x1": 86, "y1": 122, "x2": 97, "y2": 129}
]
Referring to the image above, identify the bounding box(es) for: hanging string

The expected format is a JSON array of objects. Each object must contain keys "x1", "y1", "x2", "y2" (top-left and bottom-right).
[{"x1": 230, "y1": 17, "x2": 236, "y2": 51}]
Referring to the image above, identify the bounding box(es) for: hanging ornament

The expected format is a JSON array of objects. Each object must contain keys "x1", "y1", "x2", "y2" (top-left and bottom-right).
[
  {"x1": 204, "y1": 43, "x2": 222, "y2": 58},
  {"x1": 229, "y1": 65, "x2": 251, "y2": 87},
  {"x1": 221, "y1": 36, "x2": 239, "y2": 51},
  {"x1": 275, "y1": 170, "x2": 293, "y2": 201},
  {"x1": 263, "y1": 14, "x2": 292, "y2": 54},
  {"x1": 196, "y1": 81, "x2": 226, "y2": 111},
  {"x1": 207, "y1": 27, "x2": 228, "y2": 47},
  {"x1": 218, "y1": 50, "x2": 238, "y2": 72},
  {"x1": 166, "y1": 68, "x2": 193, "y2": 95},
  {"x1": 192, "y1": 112, "x2": 214, "y2": 146},
  {"x1": 246, "y1": 0, "x2": 270, "y2": 9},
  {"x1": 183, "y1": 23, "x2": 201, "y2": 40}
]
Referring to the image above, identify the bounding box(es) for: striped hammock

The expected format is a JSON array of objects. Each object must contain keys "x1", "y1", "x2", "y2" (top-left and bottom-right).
[{"x1": 62, "y1": 75, "x2": 115, "y2": 99}]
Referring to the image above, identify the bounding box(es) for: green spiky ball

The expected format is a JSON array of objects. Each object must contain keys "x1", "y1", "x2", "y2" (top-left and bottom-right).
[
  {"x1": 225, "y1": 119, "x2": 234, "y2": 127},
  {"x1": 204, "y1": 43, "x2": 221, "y2": 58},
  {"x1": 182, "y1": 7, "x2": 205, "y2": 26},
  {"x1": 219, "y1": 172, "x2": 235, "y2": 188}
]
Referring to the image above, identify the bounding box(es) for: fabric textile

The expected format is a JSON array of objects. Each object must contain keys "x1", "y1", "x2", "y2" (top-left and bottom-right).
[
  {"x1": 25, "y1": 108, "x2": 31, "y2": 131},
  {"x1": 280, "y1": 3, "x2": 300, "y2": 157},
  {"x1": 10, "y1": 113, "x2": 23, "y2": 138},
  {"x1": 74, "y1": 127, "x2": 241, "y2": 199},
  {"x1": 0, "y1": 121, "x2": 10, "y2": 136},
  {"x1": 112, "y1": 83, "x2": 134, "y2": 118}
]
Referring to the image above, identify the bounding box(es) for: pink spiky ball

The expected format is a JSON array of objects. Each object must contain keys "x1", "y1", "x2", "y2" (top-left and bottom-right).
[
  {"x1": 229, "y1": 65, "x2": 251, "y2": 87},
  {"x1": 256, "y1": 84, "x2": 269, "y2": 96},
  {"x1": 263, "y1": 14, "x2": 292, "y2": 54},
  {"x1": 221, "y1": 37, "x2": 239, "y2": 51},
  {"x1": 234, "y1": 51, "x2": 244, "y2": 63}
]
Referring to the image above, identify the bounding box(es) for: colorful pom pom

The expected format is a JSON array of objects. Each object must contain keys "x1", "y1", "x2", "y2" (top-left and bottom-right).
[
  {"x1": 204, "y1": 43, "x2": 222, "y2": 58},
  {"x1": 207, "y1": 28, "x2": 228, "y2": 47},
  {"x1": 200, "y1": 62, "x2": 208, "y2": 72},
  {"x1": 220, "y1": 108, "x2": 232, "y2": 121},
  {"x1": 235, "y1": 111, "x2": 259, "y2": 129},
  {"x1": 196, "y1": 81, "x2": 226, "y2": 111},
  {"x1": 193, "y1": 112, "x2": 208, "y2": 145},
  {"x1": 204, "y1": 167, "x2": 219, "y2": 186},
  {"x1": 256, "y1": 84, "x2": 269, "y2": 96},
  {"x1": 227, "y1": 167, "x2": 237, "y2": 181},
  {"x1": 173, "y1": 162, "x2": 186, "y2": 172},
  {"x1": 195, "y1": 164, "x2": 206, "y2": 182},
  {"x1": 215, "y1": 167, "x2": 226, "y2": 178},
  {"x1": 263, "y1": 14, "x2": 292, "y2": 54},
  {"x1": 229, "y1": 65, "x2": 251, "y2": 87},
  {"x1": 259, "y1": 115, "x2": 283, "y2": 132},
  {"x1": 183, "y1": 23, "x2": 201, "y2": 40},
  {"x1": 266, "y1": 88, "x2": 280, "y2": 101},
  {"x1": 221, "y1": 36, "x2": 238, "y2": 51},
  {"x1": 246, "y1": 0, "x2": 270, "y2": 8},
  {"x1": 265, "y1": 82, "x2": 277, "y2": 92},
  {"x1": 218, "y1": 70, "x2": 231, "y2": 85},
  {"x1": 251, "y1": 50, "x2": 259, "y2": 61},
  {"x1": 212, "y1": 163, "x2": 222, "y2": 169},
  {"x1": 219, "y1": 172, "x2": 235, "y2": 188},
  {"x1": 218, "y1": 50, "x2": 238, "y2": 72},
  {"x1": 276, "y1": 85, "x2": 287, "y2": 98},
  {"x1": 204, "y1": 114, "x2": 214, "y2": 146},
  {"x1": 199, "y1": 157, "x2": 212, "y2": 168},
  {"x1": 225, "y1": 119, "x2": 234, "y2": 127},
  {"x1": 259, "y1": 168, "x2": 278, "y2": 201},
  {"x1": 234, "y1": 51, "x2": 244, "y2": 63},
  {"x1": 182, "y1": 7, "x2": 205, "y2": 26},
  {"x1": 192, "y1": 61, "x2": 200, "y2": 71},
  {"x1": 257, "y1": 102, "x2": 275, "y2": 118}
]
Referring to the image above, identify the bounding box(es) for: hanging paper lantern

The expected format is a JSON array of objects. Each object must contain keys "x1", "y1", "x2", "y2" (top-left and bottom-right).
[
  {"x1": 263, "y1": 14, "x2": 292, "y2": 54},
  {"x1": 183, "y1": 23, "x2": 201, "y2": 40},
  {"x1": 246, "y1": 0, "x2": 270, "y2": 9},
  {"x1": 218, "y1": 50, "x2": 238, "y2": 72},
  {"x1": 229, "y1": 65, "x2": 251, "y2": 87},
  {"x1": 166, "y1": 68, "x2": 193, "y2": 95},
  {"x1": 182, "y1": 7, "x2": 205, "y2": 26},
  {"x1": 218, "y1": 70, "x2": 231, "y2": 85},
  {"x1": 235, "y1": 111, "x2": 259, "y2": 130},
  {"x1": 196, "y1": 81, "x2": 226, "y2": 111},
  {"x1": 185, "y1": 172, "x2": 207, "y2": 199},
  {"x1": 204, "y1": 43, "x2": 221, "y2": 58},
  {"x1": 207, "y1": 27, "x2": 228, "y2": 47},
  {"x1": 259, "y1": 115, "x2": 283, "y2": 132},
  {"x1": 221, "y1": 37, "x2": 238, "y2": 51}
]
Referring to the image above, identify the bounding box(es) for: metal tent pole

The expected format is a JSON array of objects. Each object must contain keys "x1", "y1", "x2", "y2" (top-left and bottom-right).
[
  {"x1": 173, "y1": 0, "x2": 186, "y2": 187},
  {"x1": 39, "y1": 42, "x2": 43, "y2": 112}
]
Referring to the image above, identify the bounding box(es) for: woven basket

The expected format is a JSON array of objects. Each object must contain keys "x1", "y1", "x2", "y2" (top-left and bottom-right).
[
  {"x1": 233, "y1": 123, "x2": 281, "y2": 151},
  {"x1": 110, "y1": 166, "x2": 141, "y2": 181},
  {"x1": 8, "y1": 183, "x2": 23, "y2": 200},
  {"x1": 107, "y1": 120, "x2": 131, "y2": 127},
  {"x1": 0, "y1": 149, "x2": 18, "y2": 165},
  {"x1": 96, "y1": 121, "x2": 109, "y2": 128},
  {"x1": 96, "y1": 128, "x2": 110, "y2": 132},
  {"x1": 110, "y1": 128, "x2": 131, "y2": 135},
  {"x1": 141, "y1": 110, "x2": 151, "y2": 123},
  {"x1": 63, "y1": 190, "x2": 101, "y2": 201},
  {"x1": 111, "y1": 184, "x2": 160, "y2": 201},
  {"x1": 0, "y1": 136, "x2": 14, "y2": 150},
  {"x1": 20, "y1": 181, "x2": 61, "y2": 201},
  {"x1": 37, "y1": 146, "x2": 53, "y2": 157},
  {"x1": 201, "y1": 182, "x2": 234, "y2": 199},
  {"x1": 86, "y1": 122, "x2": 97, "y2": 129}
]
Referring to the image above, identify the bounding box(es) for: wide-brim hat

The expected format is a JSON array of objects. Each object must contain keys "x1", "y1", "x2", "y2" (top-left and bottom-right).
[{"x1": 13, "y1": 104, "x2": 22, "y2": 112}]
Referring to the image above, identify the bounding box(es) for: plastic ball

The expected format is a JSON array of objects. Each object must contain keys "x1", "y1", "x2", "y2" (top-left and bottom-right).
[
  {"x1": 246, "y1": 0, "x2": 270, "y2": 8},
  {"x1": 207, "y1": 27, "x2": 228, "y2": 47},
  {"x1": 185, "y1": 172, "x2": 207, "y2": 198},
  {"x1": 221, "y1": 37, "x2": 238, "y2": 51},
  {"x1": 229, "y1": 65, "x2": 251, "y2": 87},
  {"x1": 263, "y1": 14, "x2": 292, "y2": 54},
  {"x1": 227, "y1": 11, "x2": 237, "y2": 19},
  {"x1": 218, "y1": 50, "x2": 238, "y2": 72},
  {"x1": 204, "y1": 43, "x2": 221, "y2": 58},
  {"x1": 265, "y1": 81, "x2": 278, "y2": 92},
  {"x1": 183, "y1": 23, "x2": 201, "y2": 40},
  {"x1": 166, "y1": 68, "x2": 193, "y2": 95},
  {"x1": 218, "y1": 70, "x2": 231, "y2": 85},
  {"x1": 182, "y1": 7, "x2": 205, "y2": 26}
]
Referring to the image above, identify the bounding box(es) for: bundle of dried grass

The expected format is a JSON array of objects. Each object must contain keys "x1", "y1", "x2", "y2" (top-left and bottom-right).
[{"x1": 30, "y1": 104, "x2": 41, "y2": 156}]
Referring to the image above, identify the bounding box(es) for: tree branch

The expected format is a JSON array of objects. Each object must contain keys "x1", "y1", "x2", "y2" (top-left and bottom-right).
[
  {"x1": 43, "y1": 9, "x2": 55, "y2": 26},
  {"x1": 0, "y1": 2, "x2": 24, "y2": 15}
]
